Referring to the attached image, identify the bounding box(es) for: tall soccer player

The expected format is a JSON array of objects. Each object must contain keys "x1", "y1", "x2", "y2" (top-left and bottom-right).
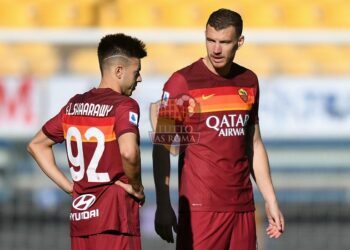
[
  {"x1": 153, "y1": 9, "x2": 284, "y2": 250},
  {"x1": 27, "y1": 33, "x2": 147, "y2": 250}
]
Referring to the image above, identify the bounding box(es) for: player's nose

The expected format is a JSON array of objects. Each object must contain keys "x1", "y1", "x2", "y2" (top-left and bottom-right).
[
  {"x1": 137, "y1": 74, "x2": 142, "y2": 83},
  {"x1": 213, "y1": 43, "x2": 222, "y2": 54}
]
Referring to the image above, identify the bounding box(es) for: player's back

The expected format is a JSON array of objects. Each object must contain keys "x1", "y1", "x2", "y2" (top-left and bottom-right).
[
  {"x1": 60, "y1": 87, "x2": 141, "y2": 236},
  {"x1": 62, "y1": 87, "x2": 139, "y2": 194}
]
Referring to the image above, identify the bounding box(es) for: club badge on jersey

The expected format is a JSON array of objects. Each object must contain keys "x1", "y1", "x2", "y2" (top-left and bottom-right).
[
  {"x1": 238, "y1": 88, "x2": 248, "y2": 103},
  {"x1": 129, "y1": 112, "x2": 138, "y2": 126}
]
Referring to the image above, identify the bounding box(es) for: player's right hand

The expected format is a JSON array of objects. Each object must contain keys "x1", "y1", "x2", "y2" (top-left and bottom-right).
[
  {"x1": 154, "y1": 205, "x2": 178, "y2": 243},
  {"x1": 115, "y1": 180, "x2": 145, "y2": 207}
]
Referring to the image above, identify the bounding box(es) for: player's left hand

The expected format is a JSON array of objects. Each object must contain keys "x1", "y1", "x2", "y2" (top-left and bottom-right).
[
  {"x1": 115, "y1": 180, "x2": 145, "y2": 207},
  {"x1": 154, "y1": 204, "x2": 178, "y2": 243},
  {"x1": 265, "y1": 200, "x2": 284, "y2": 238},
  {"x1": 64, "y1": 182, "x2": 74, "y2": 196}
]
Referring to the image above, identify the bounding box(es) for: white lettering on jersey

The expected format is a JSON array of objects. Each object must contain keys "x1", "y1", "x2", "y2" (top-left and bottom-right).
[
  {"x1": 70, "y1": 209, "x2": 100, "y2": 221},
  {"x1": 66, "y1": 103, "x2": 113, "y2": 117},
  {"x1": 70, "y1": 194, "x2": 100, "y2": 221},
  {"x1": 206, "y1": 114, "x2": 250, "y2": 137}
]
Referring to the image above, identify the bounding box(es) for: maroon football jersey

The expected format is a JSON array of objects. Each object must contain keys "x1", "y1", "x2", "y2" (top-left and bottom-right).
[
  {"x1": 159, "y1": 59, "x2": 259, "y2": 212},
  {"x1": 43, "y1": 87, "x2": 141, "y2": 236}
]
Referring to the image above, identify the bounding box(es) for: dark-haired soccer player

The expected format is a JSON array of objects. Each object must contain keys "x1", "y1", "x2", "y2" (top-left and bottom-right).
[
  {"x1": 153, "y1": 9, "x2": 284, "y2": 250},
  {"x1": 28, "y1": 33, "x2": 147, "y2": 250}
]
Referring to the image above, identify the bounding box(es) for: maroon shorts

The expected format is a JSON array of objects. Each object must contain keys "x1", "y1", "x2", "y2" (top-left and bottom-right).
[
  {"x1": 71, "y1": 231, "x2": 141, "y2": 250},
  {"x1": 176, "y1": 211, "x2": 256, "y2": 250}
]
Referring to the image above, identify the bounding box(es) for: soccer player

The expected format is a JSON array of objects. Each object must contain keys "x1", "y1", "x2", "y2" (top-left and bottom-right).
[
  {"x1": 27, "y1": 33, "x2": 147, "y2": 250},
  {"x1": 153, "y1": 9, "x2": 284, "y2": 250}
]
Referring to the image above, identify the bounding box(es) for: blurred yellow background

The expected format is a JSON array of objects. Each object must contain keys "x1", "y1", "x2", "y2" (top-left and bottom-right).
[{"x1": 0, "y1": 0, "x2": 349, "y2": 77}]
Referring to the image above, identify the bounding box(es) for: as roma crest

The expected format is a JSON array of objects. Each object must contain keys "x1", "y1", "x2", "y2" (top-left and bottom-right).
[{"x1": 238, "y1": 88, "x2": 248, "y2": 103}]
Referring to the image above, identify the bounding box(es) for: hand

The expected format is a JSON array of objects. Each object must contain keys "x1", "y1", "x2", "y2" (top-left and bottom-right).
[
  {"x1": 115, "y1": 180, "x2": 145, "y2": 207},
  {"x1": 155, "y1": 204, "x2": 178, "y2": 243},
  {"x1": 266, "y1": 223, "x2": 283, "y2": 239},
  {"x1": 65, "y1": 182, "x2": 73, "y2": 196},
  {"x1": 265, "y1": 200, "x2": 284, "y2": 238}
]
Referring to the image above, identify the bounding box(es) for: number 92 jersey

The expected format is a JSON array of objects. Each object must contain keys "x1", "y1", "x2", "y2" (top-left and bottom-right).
[{"x1": 42, "y1": 88, "x2": 140, "y2": 237}]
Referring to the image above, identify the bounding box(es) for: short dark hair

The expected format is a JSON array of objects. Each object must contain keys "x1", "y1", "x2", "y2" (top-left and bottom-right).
[
  {"x1": 97, "y1": 33, "x2": 147, "y2": 73},
  {"x1": 206, "y1": 9, "x2": 243, "y2": 37}
]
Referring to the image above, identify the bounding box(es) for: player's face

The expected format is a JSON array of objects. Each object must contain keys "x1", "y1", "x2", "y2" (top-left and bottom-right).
[
  {"x1": 205, "y1": 25, "x2": 244, "y2": 72},
  {"x1": 121, "y1": 58, "x2": 142, "y2": 96}
]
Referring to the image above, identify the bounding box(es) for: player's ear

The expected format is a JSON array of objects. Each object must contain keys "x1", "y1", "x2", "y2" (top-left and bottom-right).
[
  {"x1": 237, "y1": 35, "x2": 244, "y2": 49},
  {"x1": 114, "y1": 65, "x2": 124, "y2": 79}
]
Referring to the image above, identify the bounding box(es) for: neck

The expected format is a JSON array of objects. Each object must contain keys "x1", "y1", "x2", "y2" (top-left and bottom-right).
[
  {"x1": 203, "y1": 57, "x2": 232, "y2": 77},
  {"x1": 98, "y1": 79, "x2": 121, "y2": 94}
]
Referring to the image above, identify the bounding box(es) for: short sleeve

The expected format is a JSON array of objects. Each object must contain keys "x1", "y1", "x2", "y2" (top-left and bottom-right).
[
  {"x1": 162, "y1": 72, "x2": 188, "y2": 100},
  {"x1": 42, "y1": 108, "x2": 65, "y2": 143},
  {"x1": 250, "y1": 79, "x2": 260, "y2": 125},
  {"x1": 114, "y1": 98, "x2": 140, "y2": 138},
  {"x1": 159, "y1": 72, "x2": 189, "y2": 122}
]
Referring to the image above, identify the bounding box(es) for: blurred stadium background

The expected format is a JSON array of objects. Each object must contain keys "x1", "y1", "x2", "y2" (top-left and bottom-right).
[{"x1": 0, "y1": 0, "x2": 350, "y2": 249}]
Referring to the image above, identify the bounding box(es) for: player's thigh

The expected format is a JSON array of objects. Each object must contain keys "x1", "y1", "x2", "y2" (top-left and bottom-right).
[
  {"x1": 176, "y1": 211, "x2": 234, "y2": 250},
  {"x1": 72, "y1": 232, "x2": 141, "y2": 250},
  {"x1": 229, "y1": 211, "x2": 257, "y2": 250}
]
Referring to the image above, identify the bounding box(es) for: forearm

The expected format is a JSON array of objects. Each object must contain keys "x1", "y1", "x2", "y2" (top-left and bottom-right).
[
  {"x1": 252, "y1": 140, "x2": 277, "y2": 204},
  {"x1": 28, "y1": 144, "x2": 72, "y2": 194},
  {"x1": 118, "y1": 132, "x2": 143, "y2": 192},
  {"x1": 121, "y1": 148, "x2": 143, "y2": 191},
  {"x1": 153, "y1": 144, "x2": 171, "y2": 207}
]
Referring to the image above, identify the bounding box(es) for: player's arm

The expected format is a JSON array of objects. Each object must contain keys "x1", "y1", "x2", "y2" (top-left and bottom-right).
[
  {"x1": 152, "y1": 72, "x2": 187, "y2": 242},
  {"x1": 116, "y1": 132, "x2": 145, "y2": 202},
  {"x1": 153, "y1": 116, "x2": 173, "y2": 208},
  {"x1": 152, "y1": 121, "x2": 178, "y2": 243},
  {"x1": 248, "y1": 124, "x2": 285, "y2": 238},
  {"x1": 27, "y1": 130, "x2": 73, "y2": 195},
  {"x1": 153, "y1": 144, "x2": 172, "y2": 207}
]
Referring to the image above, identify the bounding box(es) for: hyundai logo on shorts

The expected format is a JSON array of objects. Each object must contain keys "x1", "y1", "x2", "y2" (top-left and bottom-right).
[{"x1": 72, "y1": 194, "x2": 96, "y2": 211}]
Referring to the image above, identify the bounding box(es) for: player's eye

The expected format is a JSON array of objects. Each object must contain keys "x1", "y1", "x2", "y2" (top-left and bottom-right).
[{"x1": 206, "y1": 38, "x2": 215, "y2": 43}]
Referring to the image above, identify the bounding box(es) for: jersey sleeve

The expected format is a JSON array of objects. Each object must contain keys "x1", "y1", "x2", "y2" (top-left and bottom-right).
[
  {"x1": 42, "y1": 108, "x2": 65, "y2": 143},
  {"x1": 158, "y1": 72, "x2": 189, "y2": 122},
  {"x1": 162, "y1": 72, "x2": 188, "y2": 98},
  {"x1": 114, "y1": 98, "x2": 140, "y2": 138},
  {"x1": 250, "y1": 78, "x2": 260, "y2": 125}
]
